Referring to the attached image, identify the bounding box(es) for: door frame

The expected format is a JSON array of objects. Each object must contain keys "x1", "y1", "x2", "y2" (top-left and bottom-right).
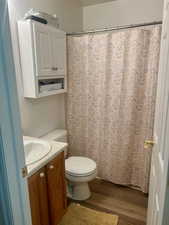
[
  {"x1": 0, "y1": 0, "x2": 31, "y2": 225},
  {"x1": 146, "y1": 0, "x2": 169, "y2": 223}
]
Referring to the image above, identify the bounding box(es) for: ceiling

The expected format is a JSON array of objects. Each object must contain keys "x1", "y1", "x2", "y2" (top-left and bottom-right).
[{"x1": 80, "y1": 0, "x2": 115, "y2": 6}]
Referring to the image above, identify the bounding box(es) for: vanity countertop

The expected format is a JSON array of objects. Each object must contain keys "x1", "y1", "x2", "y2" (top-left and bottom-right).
[{"x1": 25, "y1": 136, "x2": 68, "y2": 177}]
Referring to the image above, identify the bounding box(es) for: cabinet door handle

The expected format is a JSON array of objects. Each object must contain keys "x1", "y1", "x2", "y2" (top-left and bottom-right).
[
  {"x1": 40, "y1": 172, "x2": 45, "y2": 178},
  {"x1": 49, "y1": 165, "x2": 54, "y2": 170},
  {"x1": 52, "y1": 67, "x2": 58, "y2": 71}
]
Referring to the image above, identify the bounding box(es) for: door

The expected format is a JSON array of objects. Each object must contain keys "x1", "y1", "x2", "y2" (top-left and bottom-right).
[
  {"x1": 51, "y1": 29, "x2": 66, "y2": 76},
  {"x1": 28, "y1": 168, "x2": 50, "y2": 225},
  {"x1": 46, "y1": 152, "x2": 67, "y2": 225},
  {"x1": 0, "y1": 0, "x2": 32, "y2": 225},
  {"x1": 33, "y1": 23, "x2": 54, "y2": 77},
  {"x1": 147, "y1": 0, "x2": 169, "y2": 224}
]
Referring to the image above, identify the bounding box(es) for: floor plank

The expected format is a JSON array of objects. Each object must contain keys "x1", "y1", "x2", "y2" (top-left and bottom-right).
[{"x1": 70, "y1": 179, "x2": 148, "y2": 225}]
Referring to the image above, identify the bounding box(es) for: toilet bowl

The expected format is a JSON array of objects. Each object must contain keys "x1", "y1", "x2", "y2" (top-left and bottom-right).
[
  {"x1": 65, "y1": 156, "x2": 97, "y2": 201},
  {"x1": 41, "y1": 129, "x2": 97, "y2": 201}
]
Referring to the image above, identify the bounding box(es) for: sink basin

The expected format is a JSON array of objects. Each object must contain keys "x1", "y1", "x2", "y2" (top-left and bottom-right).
[{"x1": 23, "y1": 138, "x2": 51, "y2": 165}]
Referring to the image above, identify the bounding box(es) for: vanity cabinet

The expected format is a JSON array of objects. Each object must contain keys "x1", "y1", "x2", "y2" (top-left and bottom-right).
[
  {"x1": 46, "y1": 152, "x2": 67, "y2": 225},
  {"x1": 28, "y1": 167, "x2": 50, "y2": 225},
  {"x1": 28, "y1": 152, "x2": 67, "y2": 225}
]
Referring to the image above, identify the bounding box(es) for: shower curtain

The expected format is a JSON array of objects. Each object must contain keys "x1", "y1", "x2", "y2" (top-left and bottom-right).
[{"x1": 67, "y1": 25, "x2": 161, "y2": 193}]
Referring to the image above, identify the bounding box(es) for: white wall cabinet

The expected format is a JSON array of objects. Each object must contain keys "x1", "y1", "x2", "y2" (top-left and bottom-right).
[{"x1": 18, "y1": 20, "x2": 67, "y2": 98}]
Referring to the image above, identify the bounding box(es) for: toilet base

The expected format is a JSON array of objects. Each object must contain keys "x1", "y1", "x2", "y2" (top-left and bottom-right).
[{"x1": 67, "y1": 181, "x2": 91, "y2": 201}]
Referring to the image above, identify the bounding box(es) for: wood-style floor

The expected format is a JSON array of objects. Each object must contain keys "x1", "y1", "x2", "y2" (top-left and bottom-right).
[{"x1": 70, "y1": 179, "x2": 148, "y2": 225}]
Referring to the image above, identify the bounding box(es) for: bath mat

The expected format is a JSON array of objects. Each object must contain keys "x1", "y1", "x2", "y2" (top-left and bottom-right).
[{"x1": 59, "y1": 203, "x2": 119, "y2": 225}]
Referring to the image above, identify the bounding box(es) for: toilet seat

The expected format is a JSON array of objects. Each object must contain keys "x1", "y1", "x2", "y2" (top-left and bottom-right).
[{"x1": 65, "y1": 156, "x2": 97, "y2": 177}]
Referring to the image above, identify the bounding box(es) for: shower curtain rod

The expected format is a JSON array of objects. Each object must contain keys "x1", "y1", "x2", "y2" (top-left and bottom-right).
[{"x1": 67, "y1": 21, "x2": 162, "y2": 36}]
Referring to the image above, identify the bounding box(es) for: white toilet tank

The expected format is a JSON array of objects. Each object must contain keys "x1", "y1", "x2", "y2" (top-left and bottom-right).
[{"x1": 41, "y1": 129, "x2": 67, "y2": 142}]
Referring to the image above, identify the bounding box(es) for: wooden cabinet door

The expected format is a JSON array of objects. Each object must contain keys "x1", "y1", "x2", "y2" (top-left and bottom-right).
[
  {"x1": 46, "y1": 152, "x2": 67, "y2": 225},
  {"x1": 28, "y1": 167, "x2": 50, "y2": 225}
]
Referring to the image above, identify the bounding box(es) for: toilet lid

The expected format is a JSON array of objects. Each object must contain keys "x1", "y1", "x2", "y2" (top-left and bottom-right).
[{"x1": 65, "y1": 157, "x2": 97, "y2": 176}]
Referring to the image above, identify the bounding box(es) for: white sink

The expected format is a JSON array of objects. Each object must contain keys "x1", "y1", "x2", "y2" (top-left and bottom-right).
[{"x1": 23, "y1": 138, "x2": 51, "y2": 165}]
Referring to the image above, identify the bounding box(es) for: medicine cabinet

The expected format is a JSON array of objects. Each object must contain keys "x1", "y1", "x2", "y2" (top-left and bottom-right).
[{"x1": 18, "y1": 20, "x2": 67, "y2": 98}]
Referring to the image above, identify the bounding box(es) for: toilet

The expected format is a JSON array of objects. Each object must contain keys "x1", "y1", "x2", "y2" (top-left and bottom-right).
[
  {"x1": 65, "y1": 156, "x2": 97, "y2": 200},
  {"x1": 41, "y1": 129, "x2": 97, "y2": 201}
]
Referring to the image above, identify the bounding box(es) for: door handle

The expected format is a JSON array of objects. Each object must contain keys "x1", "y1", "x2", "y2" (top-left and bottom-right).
[{"x1": 144, "y1": 140, "x2": 155, "y2": 149}]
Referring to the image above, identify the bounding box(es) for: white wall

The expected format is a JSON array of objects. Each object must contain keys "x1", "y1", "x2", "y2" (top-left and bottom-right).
[
  {"x1": 8, "y1": 0, "x2": 164, "y2": 137},
  {"x1": 8, "y1": 0, "x2": 83, "y2": 137},
  {"x1": 83, "y1": 0, "x2": 164, "y2": 30}
]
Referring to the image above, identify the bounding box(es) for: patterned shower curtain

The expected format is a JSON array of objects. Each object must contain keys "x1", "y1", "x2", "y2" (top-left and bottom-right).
[{"x1": 67, "y1": 25, "x2": 161, "y2": 193}]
